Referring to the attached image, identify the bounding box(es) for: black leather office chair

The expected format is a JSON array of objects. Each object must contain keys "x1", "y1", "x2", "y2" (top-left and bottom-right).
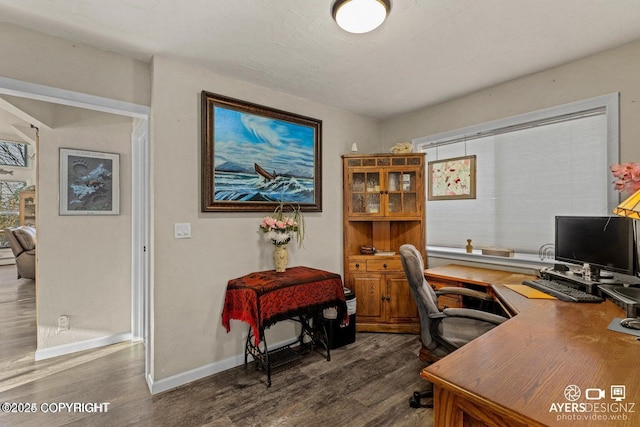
[{"x1": 399, "y1": 244, "x2": 508, "y2": 408}]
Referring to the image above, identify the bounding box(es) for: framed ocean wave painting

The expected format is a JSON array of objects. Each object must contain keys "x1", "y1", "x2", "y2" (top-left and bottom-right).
[{"x1": 201, "y1": 91, "x2": 322, "y2": 212}]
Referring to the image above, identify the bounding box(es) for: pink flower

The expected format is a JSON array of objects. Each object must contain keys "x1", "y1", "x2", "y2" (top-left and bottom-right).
[
  {"x1": 610, "y1": 162, "x2": 640, "y2": 194},
  {"x1": 258, "y1": 203, "x2": 305, "y2": 247}
]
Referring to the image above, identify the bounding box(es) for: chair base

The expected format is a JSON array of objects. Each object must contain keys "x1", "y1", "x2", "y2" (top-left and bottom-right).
[
  {"x1": 419, "y1": 346, "x2": 442, "y2": 363},
  {"x1": 409, "y1": 390, "x2": 433, "y2": 408}
]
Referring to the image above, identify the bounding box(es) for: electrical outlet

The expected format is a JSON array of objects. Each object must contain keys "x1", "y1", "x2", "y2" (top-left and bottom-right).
[
  {"x1": 58, "y1": 315, "x2": 70, "y2": 331},
  {"x1": 174, "y1": 223, "x2": 191, "y2": 239}
]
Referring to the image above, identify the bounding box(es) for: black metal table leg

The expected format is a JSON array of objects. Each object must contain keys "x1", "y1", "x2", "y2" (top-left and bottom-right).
[
  {"x1": 244, "y1": 326, "x2": 251, "y2": 366},
  {"x1": 244, "y1": 325, "x2": 272, "y2": 387},
  {"x1": 244, "y1": 309, "x2": 336, "y2": 387},
  {"x1": 312, "y1": 312, "x2": 330, "y2": 361},
  {"x1": 298, "y1": 312, "x2": 330, "y2": 361},
  {"x1": 261, "y1": 327, "x2": 271, "y2": 387}
]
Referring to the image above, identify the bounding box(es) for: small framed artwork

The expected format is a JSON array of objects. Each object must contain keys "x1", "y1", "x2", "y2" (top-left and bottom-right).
[
  {"x1": 201, "y1": 91, "x2": 322, "y2": 212},
  {"x1": 59, "y1": 148, "x2": 120, "y2": 215},
  {"x1": 428, "y1": 155, "x2": 476, "y2": 200}
]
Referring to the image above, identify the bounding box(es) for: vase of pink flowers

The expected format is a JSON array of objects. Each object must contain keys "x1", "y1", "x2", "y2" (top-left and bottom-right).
[
  {"x1": 259, "y1": 202, "x2": 305, "y2": 272},
  {"x1": 610, "y1": 162, "x2": 640, "y2": 194}
]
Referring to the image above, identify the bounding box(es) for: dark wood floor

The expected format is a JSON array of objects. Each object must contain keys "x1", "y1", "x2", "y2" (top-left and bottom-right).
[{"x1": 0, "y1": 265, "x2": 434, "y2": 426}]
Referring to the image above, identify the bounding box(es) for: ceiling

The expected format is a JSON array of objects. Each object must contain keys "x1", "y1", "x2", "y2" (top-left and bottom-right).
[{"x1": 1, "y1": 0, "x2": 640, "y2": 121}]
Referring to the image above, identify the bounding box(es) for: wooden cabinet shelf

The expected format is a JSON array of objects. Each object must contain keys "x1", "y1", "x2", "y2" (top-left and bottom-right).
[
  {"x1": 342, "y1": 153, "x2": 426, "y2": 333},
  {"x1": 19, "y1": 190, "x2": 36, "y2": 227}
]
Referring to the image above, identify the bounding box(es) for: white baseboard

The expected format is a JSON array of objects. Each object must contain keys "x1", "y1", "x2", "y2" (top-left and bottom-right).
[
  {"x1": 148, "y1": 352, "x2": 246, "y2": 395},
  {"x1": 34, "y1": 332, "x2": 132, "y2": 361},
  {"x1": 147, "y1": 337, "x2": 291, "y2": 395}
]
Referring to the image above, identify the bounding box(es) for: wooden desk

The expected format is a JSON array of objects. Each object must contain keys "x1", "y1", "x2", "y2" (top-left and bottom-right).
[
  {"x1": 422, "y1": 265, "x2": 639, "y2": 427},
  {"x1": 424, "y1": 264, "x2": 525, "y2": 310},
  {"x1": 222, "y1": 266, "x2": 347, "y2": 386}
]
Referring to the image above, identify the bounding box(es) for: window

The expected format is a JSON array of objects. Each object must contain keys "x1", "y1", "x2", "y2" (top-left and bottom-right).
[
  {"x1": 0, "y1": 181, "x2": 27, "y2": 248},
  {"x1": 414, "y1": 93, "x2": 619, "y2": 255},
  {"x1": 0, "y1": 139, "x2": 28, "y2": 167}
]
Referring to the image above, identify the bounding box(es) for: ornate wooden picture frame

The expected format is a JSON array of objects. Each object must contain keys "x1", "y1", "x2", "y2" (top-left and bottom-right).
[{"x1": 201, "y1": 91, "x2": 322, "y2": 212}]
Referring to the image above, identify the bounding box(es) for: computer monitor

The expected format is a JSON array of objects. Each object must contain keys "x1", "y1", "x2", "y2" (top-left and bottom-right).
[{"x1": 555, "y1": 216, "x2": 635, "y2": 276}]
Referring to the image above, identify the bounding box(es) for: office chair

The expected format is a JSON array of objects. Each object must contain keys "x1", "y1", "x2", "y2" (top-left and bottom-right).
[{"x1": 399, "y1": 244, "x2": 508, "y2": 408}]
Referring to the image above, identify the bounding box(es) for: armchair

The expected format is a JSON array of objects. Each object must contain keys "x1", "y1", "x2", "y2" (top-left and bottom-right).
[
  {"x1": 4, "y1": 226, "x2": 36, "y2": 280},
  {"x1": 399, "y1": 244, "x2": 508, "y2": 408}
]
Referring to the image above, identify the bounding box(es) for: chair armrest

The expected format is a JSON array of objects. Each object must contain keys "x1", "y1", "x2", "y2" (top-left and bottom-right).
[
  {"x1": 442, "y1": 307, "x2": 508, "y2": 325},
  {"x1": 436, "y1": 286, "x2": 494, "y2": 302}
]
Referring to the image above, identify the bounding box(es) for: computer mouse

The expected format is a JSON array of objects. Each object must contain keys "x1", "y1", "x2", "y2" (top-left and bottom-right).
[{"x1": 620, "y1": 317, "x2": 640, "y2": 330}]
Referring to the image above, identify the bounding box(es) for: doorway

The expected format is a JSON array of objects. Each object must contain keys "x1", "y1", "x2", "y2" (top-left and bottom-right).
[{"x1": 0, "y1": 76, "x2": 151, "y2": 385}]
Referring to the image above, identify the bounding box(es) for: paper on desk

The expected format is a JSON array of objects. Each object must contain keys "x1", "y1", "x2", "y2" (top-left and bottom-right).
[{"x1": 505, "y1": 284, "x2": 557, "y2": 299}]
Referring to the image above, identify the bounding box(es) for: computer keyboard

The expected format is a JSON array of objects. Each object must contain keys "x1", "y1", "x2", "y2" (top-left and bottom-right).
[{"x1": 522, "y1": 279, "x2": 604, "y2": 303}]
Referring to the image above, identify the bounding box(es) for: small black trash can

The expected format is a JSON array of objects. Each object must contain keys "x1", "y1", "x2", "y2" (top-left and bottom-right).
[{"x1": 324, "y1": 288, "x2": 356, "y2": 349}]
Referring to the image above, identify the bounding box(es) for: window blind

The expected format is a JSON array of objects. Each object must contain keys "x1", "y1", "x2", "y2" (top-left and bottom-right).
[{"x1": 419, "y1": 106, "x2": 614, "y2": 254}]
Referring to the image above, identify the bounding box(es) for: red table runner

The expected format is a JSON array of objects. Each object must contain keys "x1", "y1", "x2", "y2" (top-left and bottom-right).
[{"x1": 222, "y1": 266, "x2": 347, "y2": 345}]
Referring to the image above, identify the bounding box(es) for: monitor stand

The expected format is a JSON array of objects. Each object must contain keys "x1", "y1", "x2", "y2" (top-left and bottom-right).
[
  {"x1": 599, "y1": 284, "x2": 639, "y2": 317},
  {"x1": 539, "y1": 267, "x2": 598, "y2": 294},
  {"x1": 599, "y1": 270, "x2": 614, "y2": 279},
  {"x1": 594, "y1": 270, "x2": 622, "y2": 285}
]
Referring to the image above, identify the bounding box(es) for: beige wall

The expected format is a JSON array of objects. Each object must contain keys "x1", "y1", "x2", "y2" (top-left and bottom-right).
[
  {"x1": 0, "y1": 23, "x2": 149, "y2": 352},
  {"x1": 6, "y1": 21, "x2": 640, "y2": 388},
  {"x1": 0, "y1": 23, "x2": 150, "y2": 106},
  {"x1": 149, "y1": 56, "x2": 380, "y2": 380},
  {"x1": 381, "y1": 39, "x2": 640, "y2": 163},
  {"x1": 381, "y1": 39, "x2": 640, "y2": 272},
  {"x1": 37, "y1": 109, "x2": 133, "y2": 348}
]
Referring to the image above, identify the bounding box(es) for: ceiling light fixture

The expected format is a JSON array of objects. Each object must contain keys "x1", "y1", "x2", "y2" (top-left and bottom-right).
[{"x1": 332, "y1": 0, "x2": 391, "y2": 34}]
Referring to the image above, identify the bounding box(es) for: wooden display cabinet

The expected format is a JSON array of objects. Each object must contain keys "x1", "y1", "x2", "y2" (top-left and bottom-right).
[
  {"x1": 342, "y1": 153, "x2": 426, "y2": 333},
  {"x1": 19, "y1": 190, "x2": 36, "y2": 227}
]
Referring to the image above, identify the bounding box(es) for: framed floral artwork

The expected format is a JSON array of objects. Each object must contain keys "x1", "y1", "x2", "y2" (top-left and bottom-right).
[
  {"x1": 428, "y1": 155, "x2": 476, "y2": 200},
  {"x1": 201, "y1": 91, "x2": 322, "y2": 212}
]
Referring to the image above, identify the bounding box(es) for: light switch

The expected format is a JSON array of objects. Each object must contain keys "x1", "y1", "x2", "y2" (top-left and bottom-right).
[{"x1": 174, "y1": 223, "x2": 191, "y2": 239}]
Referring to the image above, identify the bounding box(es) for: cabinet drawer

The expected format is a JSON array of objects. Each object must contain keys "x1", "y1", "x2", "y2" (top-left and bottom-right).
[
  {"x1": 349, "y1": 261, "x2": 367, "y2": 272},
  {"x1": 437, "y1": 294, "x2": 462, "y2": 309},
  {"x1": 428, "y1": 278, "x2": 462, "y2": 289},
  {"x1": 367, "y1": 258, "x2": 402, "y2": 272},
  {"x1": 348, "y1": 258, "x2": 403, "y2": 272}
]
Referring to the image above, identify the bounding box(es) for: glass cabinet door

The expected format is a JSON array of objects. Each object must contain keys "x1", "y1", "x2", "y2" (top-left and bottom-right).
[
  {"x1": 351, "y1": 171, "x2": 381, "y2": 215},
  {"x1": 386, "y1": 170, "x2": 418, "y2": 215}
]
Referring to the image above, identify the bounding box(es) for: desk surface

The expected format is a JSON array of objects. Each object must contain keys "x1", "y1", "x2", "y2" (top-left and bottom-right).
[{"x1": 422, "y1": 264, "x2": 639, "y2": 427}]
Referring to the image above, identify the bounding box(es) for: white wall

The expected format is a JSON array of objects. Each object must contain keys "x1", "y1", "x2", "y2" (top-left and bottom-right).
[
  {"x1": 11, "y1": 19, "x2": 640, "y2": 389},
  {"x1": 0, "y1": 23, "x2": 150, "y2": 353},
  {"x1": 382, "y1": 40, "x2": 640, "y2": 162},
  {"x1": 0, "y1": 23, "x2": 381, "y2": 385},
  {"x1": 0, "y1": 23, "x2": 150, "y2": 107},
  {"x1": 381, "y1": 39, "x2": 640, "y2": 271},
  {"x1": 37, "y1": 109, "x2": 133, "y2": 349},
  {"x1": 149, "y1": 56, "x2": 380, "y2": 380}
]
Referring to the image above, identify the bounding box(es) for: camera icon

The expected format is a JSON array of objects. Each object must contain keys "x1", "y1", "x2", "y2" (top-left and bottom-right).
[{"x1": 586, "y1": 388, "x2": 605, "y2": 400}]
